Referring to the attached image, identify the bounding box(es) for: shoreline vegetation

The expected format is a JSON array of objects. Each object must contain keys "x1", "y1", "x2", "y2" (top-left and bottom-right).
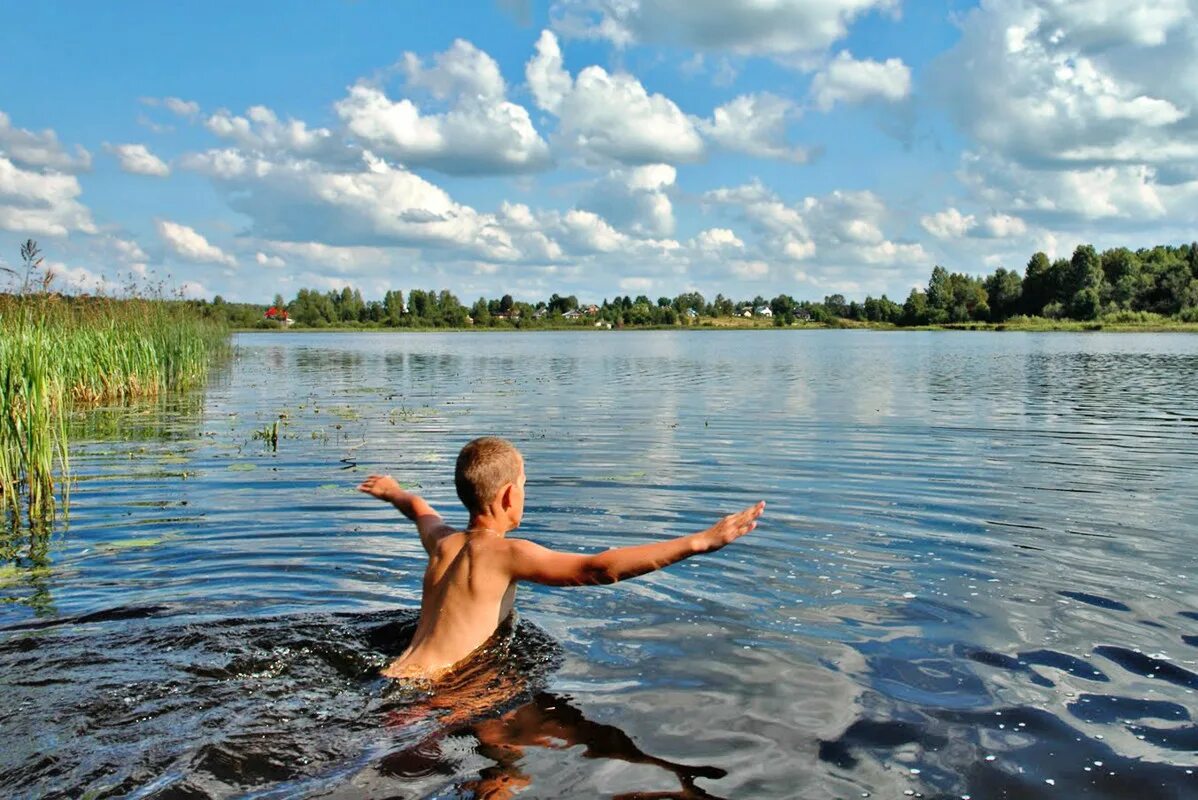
[
  {"x1": 201, "y1": 241, "x2": 1198, "y2": 334},
  {"x1": 1, "y1": 241, "x2": 228, "y2": 523}
]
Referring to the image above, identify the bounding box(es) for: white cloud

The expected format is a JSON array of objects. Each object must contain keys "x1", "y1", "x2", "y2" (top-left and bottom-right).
[
  {"x1": 259, "y1": 241, "x2": 401, "y2": 273},
  {"x1": 108, "y1": 143, "x2": 170, "y2": 177},
  {"x1": 0, "y1": 111, "x2": 92, "y2": 172},
  {"x1": 336, "y1": 39, "x2": 550, "y2": 175},
  {"x1": 402, "y1": 38, "x2": 506, "y2": 100},
  {"x1": 156, "y1": 220, "x2": 237, "y2": 266},
  {"x1": 178, "y1": 148, "x2": 261, "y2": 180},
  {"x1": 255, "y1": 251, "x2": 286, "y2": 268},
  {"x1": 0, "y1": 154, "x2": 96, "y2": 236},
  {"x1": 142, "y1": 96, "x2": 201, "y2": 117},
  {"x1": 555, "y1": 208, "x2": 628, "y2": 253},
  {"x1": 730, "y1": 259, "x2": 770, "y2": 279},
  {"x1": 46, "y1": 261, "x2": 116, "y2": 294},
  {"x1": 177, "y1": 280, "x2": 210, "y2": 299},
  {"x1": 703, "y1": 180, "x2": 928, "y2": 281},
  {"x1": 957, "y1": 150, "x2": 1182, "y2": 222},
  {"x1": 922, "y1": 206, "x2": 1029, "y2": 241},
  {"x1": 1035, "y1": 0, "x2": 1190, "y2": 48},
  {"x1": 204, "y1": 105, "x2": 353, "y2": 165},
  {"x1": 551, "y1": 0, "x2": 899, "y2": 58},
  {"x1": 580, "y1": 163, "x2": 676, "y2": 237},
  {"x1": 525, "y1": 30, "x2": 703, "y2": 164},
  {"x1": 934, "y1": 0, "x2": 1197, "y2": 170},
  {"x1": 980, "y1": 213, "x2": 1028, "y2": 238},
  {"x1": 811, "y1": 51, "x2": 911, "y2": 110},
  {"x1": 527, "y1": 30, "x2": 574, "y2": 114},
  {"x1": 691, "y1": 227, "x2": 744, "y2": 253},
  {"x1": 701, "y1": 93, "x2": 808, "y2": 161},
  {"x1": 618, "y1": 276, "x2": 654, "y2": 292},
  {"x1": 336, "y1": 85, "x2": 550, "y2": 175},
  {"x1": 921, "y1": 207, "x2": 976, "y2": 239}
]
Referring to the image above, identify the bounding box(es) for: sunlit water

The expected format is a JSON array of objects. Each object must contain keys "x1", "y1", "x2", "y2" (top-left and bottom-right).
[{"x1": 2, "y1": 330, "x2": 1197, "y2": 799}]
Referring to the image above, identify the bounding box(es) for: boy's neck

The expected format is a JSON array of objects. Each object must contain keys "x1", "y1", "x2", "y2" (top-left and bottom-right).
[{"x1": 466, "y1": 514, "x2": 510, "y2": 536}]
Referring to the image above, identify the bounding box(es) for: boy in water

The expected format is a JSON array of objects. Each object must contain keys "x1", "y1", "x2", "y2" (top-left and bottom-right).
[{"x1": 358, "y1": 436, "x2": 764, "y2": 679}]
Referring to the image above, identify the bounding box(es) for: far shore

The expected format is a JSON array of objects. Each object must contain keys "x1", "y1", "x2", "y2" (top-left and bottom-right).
[{"x1": 235, "y1": 318, "x2": 1198, "y2": 334}]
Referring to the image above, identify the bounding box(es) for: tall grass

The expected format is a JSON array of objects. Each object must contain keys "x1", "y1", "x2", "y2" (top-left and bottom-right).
[{"x1": 0, "y1": 291, "x2": 228, "y2": 521}]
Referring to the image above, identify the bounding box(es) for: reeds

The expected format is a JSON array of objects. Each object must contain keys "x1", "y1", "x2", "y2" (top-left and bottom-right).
[{"x1": 0, "y1": 291, "x2": 228, "y2": 521}]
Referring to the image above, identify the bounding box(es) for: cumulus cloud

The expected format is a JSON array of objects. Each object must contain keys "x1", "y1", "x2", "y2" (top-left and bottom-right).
[
  {"x1": 580, "y1": 163, "x2": 676, "y2": 237},
  {"x1": 527, "y1": 30, "x2": 573, "y2": 114},
  {"x1": 525, "y1": 30, "x2": 703, "y2": 164},
  {"x1": 336, "y1": 85, "x2": 550, "y2": 175},
  {"x1": 0, "y1": 111, "x2": 92, "y2": 172},
  {"x1": 703, "y1": 179, "x2": 929, "y2": 280},
  {"x1": 980, "y1": 213, "x2": 1028, "y2": 238},
  {"x1": 255, "y1": 251, "x2": 286, "y2": 268},
  {"x1": 156, "y1": 220, "x2": 237, "y2": 266},
  {"x1": 0, "y1": 154, "x2": 96, "y2": 236},
  {"x1": 811, "y1": 51, "x2": 912, "y2": 110},
  {"x1": 401, "y1": 38, "x2": 506, "y2": 101},
  {"x1": 46, "y1": 261, "x2": 117, "y2": 294},
  {"x1": 922, "y1": 205, "x2": 1032, "y2": 241},
  {"x1": 690, "y1": 227, "x2": 744, "y2": 253},
  {"x1": 338, "y1": 39, "x2": 551, "y2": 175},
  {"x1": 921, "y1": 207, "x2": 976, "y2": 239},
  {"x1": 956, "y1": 150, "x2": 1185, "y2": 222},
  {"x1": 190, "y1": 149, "x2": 530, "y2": 261},
  {"x1": 108, "y1": 143, "x2": 170, "y2": 177},
  {"x1": 931, "y1": 0, "x2": 1198, "y2": 230},
  {"x1": 142, "y1": 96, "x2": 201, "y2": 117},
  {"x1": 701, "y1": 93, "x2": 808, "y2": 161},
  {"x1": 551, "y1": 0, "x2": 899, "y2": 58},
  {"x1": 555, "y1": 208, "x2": 627, "y2": 253},
  {"x1": 202, "y1": 105, "x2": 358, "y2": 168}
]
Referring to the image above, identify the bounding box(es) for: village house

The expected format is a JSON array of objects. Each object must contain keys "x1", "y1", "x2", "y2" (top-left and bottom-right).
[{"x1": 754, "y1": 305, "x2": 773, "y2": 317}]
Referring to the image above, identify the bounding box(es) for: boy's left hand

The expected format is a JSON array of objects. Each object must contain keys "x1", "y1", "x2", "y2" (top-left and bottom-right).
[{"x1": 357, "y1": 474, "x2": 405, "y2": 503}]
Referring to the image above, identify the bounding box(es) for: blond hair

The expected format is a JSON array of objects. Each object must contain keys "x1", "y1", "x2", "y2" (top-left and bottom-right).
[{"x1": 455, "y1": 437, "x2": 522, "y2": 515}]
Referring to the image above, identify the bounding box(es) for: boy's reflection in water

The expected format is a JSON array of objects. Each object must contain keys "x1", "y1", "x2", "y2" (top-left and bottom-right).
[
  {"x1": 371, "y1": 617, "x2": 726, "y2": 798},
  {"x1": 380, "y1": 691, "x2": 728, "y2": 800}
]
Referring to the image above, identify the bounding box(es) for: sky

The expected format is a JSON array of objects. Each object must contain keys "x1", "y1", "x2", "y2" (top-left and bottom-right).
[{"x1": 1, "y1": 0, "x2": 1196, "y2": 305}]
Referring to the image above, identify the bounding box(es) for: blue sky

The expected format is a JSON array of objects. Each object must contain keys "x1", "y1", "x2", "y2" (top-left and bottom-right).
[{"x1": 1, "y1": 1, "x2": 1195, "y2": 304}]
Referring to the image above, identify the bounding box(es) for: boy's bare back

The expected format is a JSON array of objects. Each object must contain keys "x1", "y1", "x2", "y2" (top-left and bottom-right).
[{"x1": 359, "y1": 437, "x2": 763, "y2": 679}]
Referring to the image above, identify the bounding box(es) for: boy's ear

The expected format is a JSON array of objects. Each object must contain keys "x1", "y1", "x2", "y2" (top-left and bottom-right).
[{"x1": 499, "y1": 482, "x2": 515, "y2": 510}]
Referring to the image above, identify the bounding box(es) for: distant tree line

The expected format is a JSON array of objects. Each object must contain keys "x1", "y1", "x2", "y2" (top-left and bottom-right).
[
  {"x1": 896, "y1": 242, "x2": 1198, "y2": 325},
  {"x1": 189, "y1": 241, "x2": 1198, "y2": 329}
]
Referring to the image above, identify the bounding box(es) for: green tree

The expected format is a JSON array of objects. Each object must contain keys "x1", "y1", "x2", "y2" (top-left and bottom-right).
[
  {"x1": 902, "y1": 289, "x2": 930, "y2": 325},
  {"x1": 471, "y1": 297, "x2": 491, "y2": 325},
  {"x1": 1066, "y1": 245, "x2": 1104, "y2": 319},
  {"x1": 383, "y1": 290, "x2": 405, "y2": 326},
  {"x1": 983, "y1": 268, "x2": 1022, "y2": 320},
  {"x1": 1021, "y1": 252, "x2": 1055, "y2": 316}
]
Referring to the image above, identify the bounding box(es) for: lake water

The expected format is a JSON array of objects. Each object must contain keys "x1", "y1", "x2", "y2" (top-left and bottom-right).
[{"x1": 2, "y1": 330, "x2": 1197, "y2": 799}]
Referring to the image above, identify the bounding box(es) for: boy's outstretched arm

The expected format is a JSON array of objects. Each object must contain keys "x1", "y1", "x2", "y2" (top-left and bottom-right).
[
  {"x1": 358, "y1": 474, "x2": 454, "y2": 555},
  {"x1": 505, "y1": 502, "x2": 764, "y2": 587}
]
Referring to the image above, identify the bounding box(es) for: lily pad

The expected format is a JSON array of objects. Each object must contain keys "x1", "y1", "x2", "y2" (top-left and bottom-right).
[
  {"x1": 100, "y1": 536, "x2": 169, "y2": 551},
  {"x1": 227, "y1": 462, "x2": 258, "y2": 472}
]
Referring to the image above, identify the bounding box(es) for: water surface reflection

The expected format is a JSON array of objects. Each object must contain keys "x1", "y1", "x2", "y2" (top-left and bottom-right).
[{"x1": 1, "y1": 330, "x2": 1195, "y2": 798}]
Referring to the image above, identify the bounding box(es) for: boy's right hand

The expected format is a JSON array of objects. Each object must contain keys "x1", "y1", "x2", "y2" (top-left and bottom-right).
[
  {"x1": 357, "y1": 474, "x2": 405, "y2": 504},
  {"x1": 697, "y1": 501, "x2": 765, "y2": 552}
]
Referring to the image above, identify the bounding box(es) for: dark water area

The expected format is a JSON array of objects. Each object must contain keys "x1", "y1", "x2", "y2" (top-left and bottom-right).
[{"x1": 2, "y1": 330, "x2": 1197, "y2": 799}]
